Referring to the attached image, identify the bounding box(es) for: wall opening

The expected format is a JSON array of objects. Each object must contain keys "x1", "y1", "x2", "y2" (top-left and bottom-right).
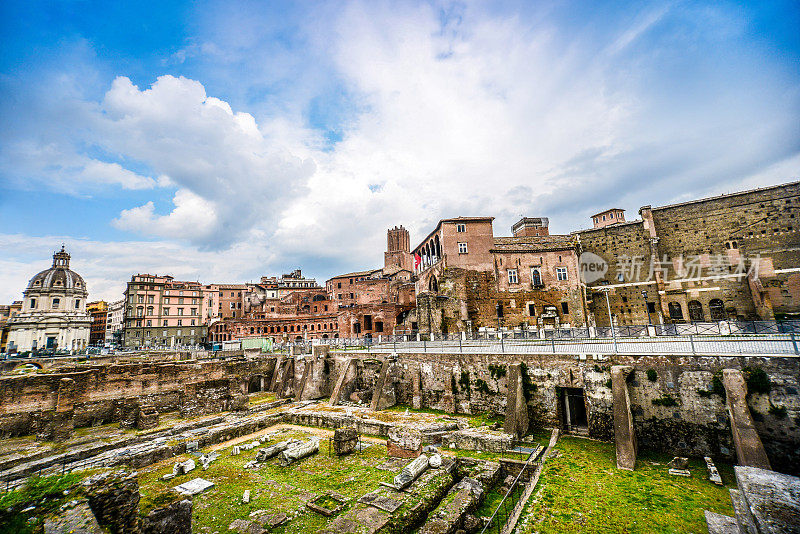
[{"x1": 561, "y1": 387, "x2": 588, "y2": 434}]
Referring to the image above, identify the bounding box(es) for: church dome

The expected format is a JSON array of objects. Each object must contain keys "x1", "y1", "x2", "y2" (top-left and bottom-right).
[{"x1": 27, "y1": 246, "x2": 87, "y2": 292}]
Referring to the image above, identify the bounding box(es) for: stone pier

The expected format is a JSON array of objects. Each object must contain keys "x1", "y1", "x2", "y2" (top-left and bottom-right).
[
  {"x1": 722, "y1": 369, "x2": 771, "y2": 470},
  {"x1": 612, "y1": 365, "x2": 636, "y2": 470}
]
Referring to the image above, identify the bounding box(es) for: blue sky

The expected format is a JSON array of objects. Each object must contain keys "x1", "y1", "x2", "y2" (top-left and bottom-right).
[{"x1": 1, "y1": 0, "x2": 799, "y2": 302}]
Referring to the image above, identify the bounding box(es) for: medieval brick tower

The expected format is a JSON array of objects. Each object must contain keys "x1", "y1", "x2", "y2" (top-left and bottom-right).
[{"x1": 384, "y1": 225, "x2": 412, "y2": 274}]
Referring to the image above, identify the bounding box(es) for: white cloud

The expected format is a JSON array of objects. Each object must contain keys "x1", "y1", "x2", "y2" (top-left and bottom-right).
[
  {"x1": 2, "y1": 1, "x2": 798, "y2": 286},
  {"x1": 0, "y1": 233, "x2": 273, "y2": 304},
  {"x1": 112, "y1": 188, "x2": 218, "y2": 239}
]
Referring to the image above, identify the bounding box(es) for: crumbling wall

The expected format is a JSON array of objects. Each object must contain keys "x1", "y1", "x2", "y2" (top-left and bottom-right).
[
  {"x1": 0, "y1": 355, "x2": 277, "y2": 438},
  {"x1": 386, "y1": 352, "x2": 800, "y2": 474}
]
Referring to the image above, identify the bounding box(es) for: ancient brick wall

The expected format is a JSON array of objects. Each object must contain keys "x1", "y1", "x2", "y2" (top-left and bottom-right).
[
  {"x1": 385, "y1": 352, "x2": 800, "y2": 474},
  {"x1": 0, "y1": 356, "x2": 278, "y2": 437}
]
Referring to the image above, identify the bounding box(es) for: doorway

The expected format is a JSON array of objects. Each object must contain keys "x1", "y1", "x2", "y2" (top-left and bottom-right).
[{"x1": 561, "y1": 387, "x2": 588, "y2": 434}]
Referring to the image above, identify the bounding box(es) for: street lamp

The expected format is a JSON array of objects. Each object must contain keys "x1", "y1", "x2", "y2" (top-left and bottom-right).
[
  {"x1": 642, "y1": 290, "x2": 652, "y2": 325},
  {"x1": 599, "y1": 287, "x2": 617, "y2": 352}
]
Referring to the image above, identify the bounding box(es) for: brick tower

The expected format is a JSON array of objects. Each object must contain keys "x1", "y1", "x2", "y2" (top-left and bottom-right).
[{"x1": 384, "y1": 226, "x2": 412, "y2": 273}]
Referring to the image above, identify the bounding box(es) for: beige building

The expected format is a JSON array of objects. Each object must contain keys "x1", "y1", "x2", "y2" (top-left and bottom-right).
[
  {"x1": 122, "y1": 274, "x2": 211, "y2": 348},
  {"x1": 6, "y1": 247, "x2": 91, "y2": 353}
]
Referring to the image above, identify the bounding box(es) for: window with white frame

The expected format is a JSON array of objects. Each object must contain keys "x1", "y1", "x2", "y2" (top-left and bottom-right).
[
  {"x1": 508, "y1": 269, "x2": 518, "y2": 284},
  {"x1": 458, "y1": 242, "x2": 468, "y2": 254},
  {"x1": 531, "y1": 269, "x2": 542, "y2": 286},
  {"x1": 556, "y1": 267, "x2": 568, "y2": 281},
  {"x1": 456, "y1": 223, "x2": 466, "y2": 232}
]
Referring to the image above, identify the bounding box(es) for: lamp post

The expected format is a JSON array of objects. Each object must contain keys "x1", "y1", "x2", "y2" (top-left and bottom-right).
[
  {"x1": 642, "y1": 290, "x2": 652, "y2": 325},
  {"x1": 600, "y1": 287, "x2": 617, "y2": 352}
]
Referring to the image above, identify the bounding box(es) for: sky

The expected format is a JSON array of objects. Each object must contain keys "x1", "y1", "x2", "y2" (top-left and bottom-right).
[{"x1": 1, "y1": 0, "x2": 799, "y2": 303}]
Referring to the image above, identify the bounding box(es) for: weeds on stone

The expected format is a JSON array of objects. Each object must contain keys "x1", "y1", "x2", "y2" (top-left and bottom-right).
[{"x1": 651, "y1": 395, "x2": 678, "y2": 407}]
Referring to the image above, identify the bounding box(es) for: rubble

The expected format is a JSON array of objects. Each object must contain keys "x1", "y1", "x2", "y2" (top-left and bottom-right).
[{"x1": 393, "y1": 454, "x2": 429, "y2": 489}]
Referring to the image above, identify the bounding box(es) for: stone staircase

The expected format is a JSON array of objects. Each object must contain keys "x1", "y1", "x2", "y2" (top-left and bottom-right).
[{"x1": 705, "y1": 465, "x2": 799, "y2": 534}]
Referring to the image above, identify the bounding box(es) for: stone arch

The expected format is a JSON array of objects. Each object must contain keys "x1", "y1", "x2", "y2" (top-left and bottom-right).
[
  {"x1": 248, "y1": 375, "x2": 265, "y2": 393},
  {"x1": 668, "y1": 302, "x2": 684, "y2": 321},
  {"x1": 709, "y1": 299, "x2": 726, "y2": 321},
  {"x1": 688, "y1": 300, "x2": 704, "y2": 322},
  {"x1": 429, "y1": 275, "x2": 439, "y2": 292}
]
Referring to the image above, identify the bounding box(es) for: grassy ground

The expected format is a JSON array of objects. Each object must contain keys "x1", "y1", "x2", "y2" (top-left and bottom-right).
[
  {"x1": 516, "y1": 436, "x2": 735, "y2": 534},
  {"x1": 137, "y1": 426, "x2": 397, "y2": 534},
  {"x1": 248, "y1": 391, "x2": 278, "y2": 405}
]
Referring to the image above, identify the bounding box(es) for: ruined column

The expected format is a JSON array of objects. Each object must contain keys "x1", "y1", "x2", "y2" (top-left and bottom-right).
[
  {"x1": 269, "y1": 355, "x2": 284, "y2": 392},
  {"x1": 504, "y1": 363, "x2": 529, "y2": 439},
  {"x1": 411, "y1": 367, "x2": 423, "y2": 409},
  {"x1": 611, "y1": 365, "x2": 637, "y2": 470},
  {"x1": 722, "y1": 369, "x2": 771, "y2": 470},
  {"x1": 370, "y1": 358, "x2": 392, "y2": 411},
  {"x1": 330, "y1": 357, "x2": 357, "y2": 406},
  {"x1": 297, "y1": 358, "x2": 312, "y2": 400}
]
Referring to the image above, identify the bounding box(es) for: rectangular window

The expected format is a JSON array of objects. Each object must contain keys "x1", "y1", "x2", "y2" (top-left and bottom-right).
[
  {"x1": 146, "y1": 319, "x2": 152, "y2": 326},
  {"x1": 164, "y1": 297, "x2": 169, "y2": 304},
  {"x1": 177, "y1": 319, "x2": 182, "y2": 326},
  {"x1": 556, "y1": 267, "x2": 568, "y2": 281},
  {"x1": 528, "y1": 303, "x2": 536, "y2": 316},
  {"x1": 458, "y1": 242, "x2": 468, "y2": 254},
  {"x1": 191, "y1": 319, "x2": 196, "y2": 326},
  {"x1": 178, "y1": 308, "x2": 184, "y2": 316},
  {"x1": 178, "y1": 297, "x2": 184, "y2": 304},
  {"x1": 456, "y1": 223, "x2": 466, "y2": 232},
  {"x1": 138, "y1": 295, "x2": 144, "y2": 303},
  {"x1": 230, "y1": 302, "x2": 235, "y2": 310},
  {"x1": 163, "y1": 320, "x2": 168, "y2": 326},
  {"x1": 508, "y1": 269, "x2": 518, "y2": 284},
  {"x1": 190, "y1": 308, "x2": 197, "y2": 315},
  {"x1": 561, "y1": 302, "x2": 569, "y2": 314},
  {"x1": 163, "y1": 308, "x2": 170, "y2": 316},
  {"x1": 148, "y1": 295, "x2": 154, "y2": 304}
]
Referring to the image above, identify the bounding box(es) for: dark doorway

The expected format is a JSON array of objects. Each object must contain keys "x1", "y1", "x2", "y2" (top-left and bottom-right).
[
  {"x1": 562, "y1": 387, "x2": 588, "y2": 434},
  {"x1": 46, "y1": 337, "x2": 56, "y2": 349},
  {"x1": 249, "y1": 376, "x2": 264, "y2": 393}
]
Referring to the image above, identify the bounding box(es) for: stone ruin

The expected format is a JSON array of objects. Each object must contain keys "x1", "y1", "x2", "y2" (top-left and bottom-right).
[
  {"x1": 333, "y1": 426, "x2": 358, "y2": 456},
  {"x1": 279, "y1": 439, "x2": 320, "y2": 466},
  {"x1": 393, "y1": 454, "x2": 429, "y2": 490},
  {"x1": 387, "y1": 426, "x2": 422, "y2": 458}
]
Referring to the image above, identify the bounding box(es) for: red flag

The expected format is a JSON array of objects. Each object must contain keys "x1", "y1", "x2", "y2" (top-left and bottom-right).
[{"x1": 414, "y1": 253, "x2": 421, "y2": 270}]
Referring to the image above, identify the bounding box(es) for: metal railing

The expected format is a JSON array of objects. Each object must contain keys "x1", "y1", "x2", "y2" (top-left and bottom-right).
[
  {"x1": 481, "y1": 448, "x2": 539, "y2": 534},
  {"x1": 322, "y1": 333, "x2": 799, "y2": 356}
]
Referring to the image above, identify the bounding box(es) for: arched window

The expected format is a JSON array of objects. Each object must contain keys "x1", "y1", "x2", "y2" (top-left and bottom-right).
[
  {"x1": 709, "y1": 299, "x2": 726, "y2": 321},
  {"x1": 531, "y1": 269, "x2": 542, "y2": 287},
  {"x1": 52, "y1": 298, "x2": 60, "y2": 309},
  {"x1": 688, "y1": 300, "x2": 704, "y2": 322},
  {"x1": 668, "y1": 302, "x2": 683, "y2": 321},
  {"x1": 250, "y1": 327, "x2": 254, "y2": 334},
  {"x1": 429, "y1": 276, "x2": 439, "y2": 292}
]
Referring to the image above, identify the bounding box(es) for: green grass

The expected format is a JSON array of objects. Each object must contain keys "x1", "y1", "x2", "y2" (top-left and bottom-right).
[
  {"x1": 0, "y1": 474, "x2": 84, "y2": 534},
  {"x1": 137, "y1": 429, "x2": 396, "y2": 533},
  {"x1": 516, "y1": 436, "x2": 735, "y2": 534}
]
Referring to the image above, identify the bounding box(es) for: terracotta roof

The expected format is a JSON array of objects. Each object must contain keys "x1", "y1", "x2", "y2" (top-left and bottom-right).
[
  {"x1": 327, "y1": 269, "x2": 381, "y2": 280},
  {"x1": 590, "y1": 208, "x2": 625, "y2": 218}
]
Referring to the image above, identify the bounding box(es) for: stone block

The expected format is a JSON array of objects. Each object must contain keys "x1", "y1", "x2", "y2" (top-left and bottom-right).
[
  {"x1": 334, "y1": 427, "x2": 358, "y2": 456},
  {"x1": 441, "y1": 428, "x2": 513, "y2": 453},
  {"x1": 140, "y1": 498, "x2": 192, "y2": 534},
  {"x1": 387, "y1": 426, "x2": 423, "y2": 458},
  {"x1": 174, "y1": 478, "x2": 214, "y2": 496}
]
